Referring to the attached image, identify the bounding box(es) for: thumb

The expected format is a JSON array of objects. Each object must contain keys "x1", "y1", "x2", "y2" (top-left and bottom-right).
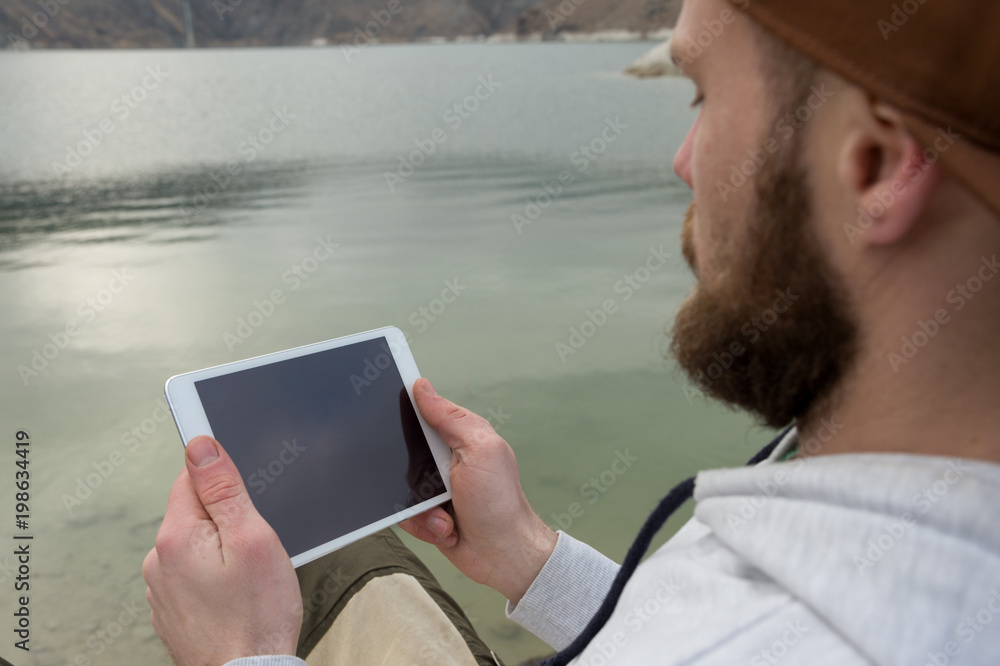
[
  {"x1": 413, "y1": 378, "x2": 496, "y2": 453},
  {"x1": 185, "y1": 436, "x2": 256, "y2": 535}
]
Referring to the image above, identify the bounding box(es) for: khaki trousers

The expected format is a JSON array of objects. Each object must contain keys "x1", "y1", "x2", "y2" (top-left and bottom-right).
[{"x1": 295, "y1": 529, "x2": 503, "y2": 666}]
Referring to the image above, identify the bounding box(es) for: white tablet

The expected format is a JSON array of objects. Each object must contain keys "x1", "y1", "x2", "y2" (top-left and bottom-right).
[{"x1": 164, "y1": 326, "x2": 452, "y2": 568}]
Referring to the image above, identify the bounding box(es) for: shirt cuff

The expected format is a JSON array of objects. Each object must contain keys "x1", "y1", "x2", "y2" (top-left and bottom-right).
[
  {"x1": 224, "y1": 656, "x2": 307, "y2": 666},
  {"x1": 505, "y1": 531, "x2": 620, "y2": 650}
]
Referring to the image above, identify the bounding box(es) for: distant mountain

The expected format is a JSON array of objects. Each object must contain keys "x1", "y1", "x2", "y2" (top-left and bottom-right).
[
  {"x1": 1, "y1": 0, "x2": 678, "y2": 49},
  {"x1": 513, "y1": 0, "x2": 681, "y2": 36},
  {"x1": 0, "y1": 0, "x2": 512, "y2": 48}
]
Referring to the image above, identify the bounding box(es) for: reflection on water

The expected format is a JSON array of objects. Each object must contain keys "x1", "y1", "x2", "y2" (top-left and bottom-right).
[
  {"x1": 0, "y1": 162, "x2": 310, "y2": 260},
  {"x1": 0, "y1": 43, "x2": 775, "y2": 666}
]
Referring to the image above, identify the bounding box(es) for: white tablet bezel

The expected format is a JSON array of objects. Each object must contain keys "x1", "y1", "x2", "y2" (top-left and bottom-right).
[{"x1": 164, "y1": 326, "x2": 452, "y2": 567}]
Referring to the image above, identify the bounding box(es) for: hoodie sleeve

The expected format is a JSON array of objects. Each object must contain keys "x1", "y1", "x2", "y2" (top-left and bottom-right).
[
  {"x1": 224, "y1": 657, "x2": 306, "y2": 666},
  {"x1": 504, "y1": 531, "x2": 620, "y2": 650}
]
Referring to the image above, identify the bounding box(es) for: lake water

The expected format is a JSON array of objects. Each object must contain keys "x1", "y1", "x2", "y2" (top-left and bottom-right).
[{"x1": 0, "y1": 43, "x2": 776, "y2": 665}]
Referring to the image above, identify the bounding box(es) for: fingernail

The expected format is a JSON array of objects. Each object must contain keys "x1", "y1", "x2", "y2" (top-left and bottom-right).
[
  {"x1": 187, "y1": 437, "x2": 219, "y2": 467},
  {"x1": 428, "y1": 516, "x2": 447, "y2": 536},
  {"x1": 422, "y1": 379, "x2": 437, "y2": 396}
]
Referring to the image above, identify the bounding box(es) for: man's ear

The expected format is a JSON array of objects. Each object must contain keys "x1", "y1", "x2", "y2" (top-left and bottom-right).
[{"x1": 839, "y1": 101, "x2": 943, "y2": 245}]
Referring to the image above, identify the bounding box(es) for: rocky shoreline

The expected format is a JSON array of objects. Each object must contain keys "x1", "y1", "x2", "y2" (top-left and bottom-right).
[{"x1": 1, "y1": 0, "x2": 680, "y2": 50}]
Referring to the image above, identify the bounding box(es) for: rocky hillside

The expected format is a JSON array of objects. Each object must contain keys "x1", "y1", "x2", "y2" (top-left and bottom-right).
[
  {"x1": 1, "y1": 0, "x2": 679, "y2": 49},
  {"x1": 513, "y1": 0, "x2": 680, "y2": 36}
]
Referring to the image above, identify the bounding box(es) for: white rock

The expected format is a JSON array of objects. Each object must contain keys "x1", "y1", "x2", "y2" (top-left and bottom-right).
[
  {"x1": 559, "y1": 29, "x2": 643, "y2": 43},
  {"x1": 624, "y1": 37, "x2": 682, "y2": 78}
]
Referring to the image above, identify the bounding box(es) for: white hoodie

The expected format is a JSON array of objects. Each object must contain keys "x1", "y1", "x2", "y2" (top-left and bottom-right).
[
  {"x1": 507, "y1": 430, "x2": 1000, "y2": 665},
  {"x1": 228, "y1": 431, "x2": 1000, "y2": 666}
]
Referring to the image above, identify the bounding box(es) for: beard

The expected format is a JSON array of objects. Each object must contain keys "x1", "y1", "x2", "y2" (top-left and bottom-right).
[{"x1": 669, "y1": 141, "x2": 858, "y2": 429}]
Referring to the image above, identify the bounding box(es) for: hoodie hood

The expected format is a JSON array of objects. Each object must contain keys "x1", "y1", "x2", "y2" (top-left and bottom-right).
[{"x1": 694, "y1": 446, "x2": 1000, "y2": 666}]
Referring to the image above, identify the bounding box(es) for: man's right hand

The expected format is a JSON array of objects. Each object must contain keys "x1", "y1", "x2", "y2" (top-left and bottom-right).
[{"x1": 399, "y1": 378, "x2": 557, "y2": 605}]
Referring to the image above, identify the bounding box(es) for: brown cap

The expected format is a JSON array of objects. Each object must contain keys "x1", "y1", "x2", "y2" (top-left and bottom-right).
[{"x1": 732, "y1": 0, "x2": 1000, "y2": 219}]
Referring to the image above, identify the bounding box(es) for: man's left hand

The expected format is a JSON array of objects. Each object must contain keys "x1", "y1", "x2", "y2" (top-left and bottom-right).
[{"x1": 142, "y1": 436, "x2": 302, "y2": 665}]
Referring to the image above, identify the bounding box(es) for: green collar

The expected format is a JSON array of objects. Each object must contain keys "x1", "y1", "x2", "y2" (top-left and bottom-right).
[{"x1": 778, "y1": 443, "x2": 799, "y2": 462}]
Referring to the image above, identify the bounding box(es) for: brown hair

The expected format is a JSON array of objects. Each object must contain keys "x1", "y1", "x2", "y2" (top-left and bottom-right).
[{"x1": 751, "y1": 19, "x2": 818, "y2": 124}]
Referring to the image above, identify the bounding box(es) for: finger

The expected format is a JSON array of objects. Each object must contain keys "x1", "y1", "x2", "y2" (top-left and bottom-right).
[
  {"x1": 405, "y1": 505, "x2": 455, "y2": 537},
  {"x1": 399, "y1": 516, "x2": 458, "y2": 548},
  {"x1": 184, "y1": 436, "x2": 258, "y2": 540},
  {"x1": 413, "y1": 378, "x2": 497, "y2": 453},
  {"x1": 399, "y1": 507, "x2": 458, "y2": 547}
]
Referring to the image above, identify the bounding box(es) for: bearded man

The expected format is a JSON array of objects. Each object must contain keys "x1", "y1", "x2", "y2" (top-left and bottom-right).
[{"x1": 143, "y1": 1, "x2": 1000, "y2": 664}]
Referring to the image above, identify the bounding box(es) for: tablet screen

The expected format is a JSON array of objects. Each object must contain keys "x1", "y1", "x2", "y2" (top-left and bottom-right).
[{"x1": 193, "y1": 336, "x2": 447, "y2": 557}]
